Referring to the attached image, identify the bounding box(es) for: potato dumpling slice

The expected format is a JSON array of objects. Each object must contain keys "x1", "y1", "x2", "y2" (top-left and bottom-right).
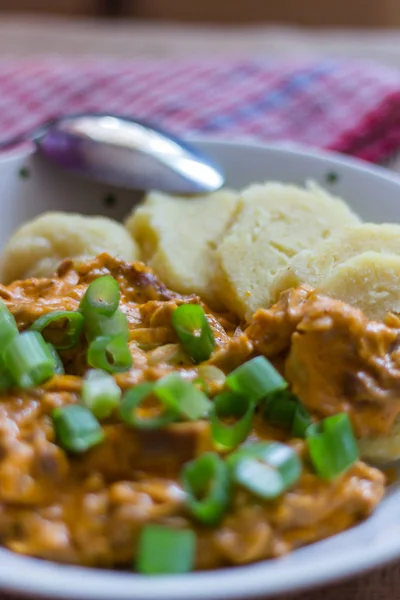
[
  {"x1": 215, "y1": 182, "x2": 360, "y2": 320},
  {"x1": 0, "y1": 212, "x2": 139, "y2": 283},
  {"x1": 272, "y1": 223, "x2": 400, "y2": 301},
  {"x1": 317, "y1": 251, "x2": 400, "y2": 321},
  {"x1": 125, "y1": 190, "x2": 239, "y2": 307}
]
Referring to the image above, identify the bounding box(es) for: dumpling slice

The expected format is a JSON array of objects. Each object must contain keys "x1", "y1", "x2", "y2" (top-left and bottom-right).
[
  {"x1": 214, "y1": 182, "x2": 360, "y2": 320},
  {"x1": 272, "y1": 223, "x2": 400, "y2": 301},
  {"x1": 317, "y1": 252, "x2": 400, "y2": 321},
  {"x1": 0, "y1": 212, "x2": 139, "y2": 283},
  {"x1": 125, "y1": 190, "x2": 239, "y2": 308}
]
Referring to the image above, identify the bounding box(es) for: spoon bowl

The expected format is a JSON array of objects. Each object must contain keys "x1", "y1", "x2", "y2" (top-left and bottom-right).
[{"x1": 3, "y1": 114, "x2": 225, "y2": 194}]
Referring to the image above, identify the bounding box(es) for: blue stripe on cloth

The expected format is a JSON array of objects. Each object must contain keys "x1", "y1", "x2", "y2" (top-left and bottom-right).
[{"x1": 200, "y1": 62, "x2": 336, "y2": 132}]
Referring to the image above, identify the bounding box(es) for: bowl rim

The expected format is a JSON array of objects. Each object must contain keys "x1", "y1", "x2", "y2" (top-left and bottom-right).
[
  {"x1": 1, "y1": 137, "x2": 400, "y2": 185},
  {"x1": 0, "y1": 139, "x2": 399, "y2": 600}
]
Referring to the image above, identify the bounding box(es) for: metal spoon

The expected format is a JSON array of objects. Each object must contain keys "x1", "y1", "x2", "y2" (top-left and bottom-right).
[{"x1": 1, "y1": 113, "x2": 225, "y2": 194}]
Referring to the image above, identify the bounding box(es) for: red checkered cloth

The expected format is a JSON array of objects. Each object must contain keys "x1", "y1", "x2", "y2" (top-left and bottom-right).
[{"x1": 0, "y1": 57, "x2": 399, "y2": 163}]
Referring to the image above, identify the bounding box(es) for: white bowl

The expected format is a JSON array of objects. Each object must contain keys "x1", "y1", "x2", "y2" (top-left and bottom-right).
[{"x1": 0, "y1": 141, "x2": 400, "y2": 600}]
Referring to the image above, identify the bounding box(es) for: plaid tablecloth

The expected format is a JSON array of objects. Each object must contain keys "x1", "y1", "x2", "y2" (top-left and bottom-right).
[
  {"x1": 0, "y1": 57, "x2": 399, "y2": 164},
  {"x1": 0, "y1": 56, "x2": 400, "y2": 600}
]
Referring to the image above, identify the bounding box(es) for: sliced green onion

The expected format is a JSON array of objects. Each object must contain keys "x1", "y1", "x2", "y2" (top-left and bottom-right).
[
  {"x1": 155, "y1": 373, "x2": 211, "y2": 421},
  {"x1": 171, "y1": 304, "x2": 215, "y2": 363},
  {"x1": 87, "y1": 335, "x2": 132, "y2": 374},
  {"x1": 0, "y1": 300, "x2": 19, "y2": 347},
  {"x1": 4, "y1": 331, "x2": 55, "y2": 389},
  {"x1": 210, "y1": 391, "x2": 254, "y2": 450},
  {"x1": 0, "y1": 368, "x2": 14, "y2": 392},
  {"x1": 292, "y1": 404, "x2": 312, "y2": 438},
  {"x1": 80, "y1": 275, "x2": 121, "y2": 318},
  {"x1": 263, "y1": 390, "x2": 297, "y2": 427},
  {"x1": 82, "y1": 369, "x2": 121, "y2": 419},
  {"x1": 47, "y1": 343, "x2": 65, "y2": 375},
  {"x1": 306, "y1": 413, "x2": 359, "y2": 480},
  {"x1": 263, "y1": 390, "x2": 312, "y2": 438},
  {"x1": 227, "y1": 356, "x2": 287, "y2": 404},
  {"x1": 52, "y1": 404, "x2": 104, "y2": 453},
  {"x1": 30, "y1": 310, "x2": 84, "y2": 350},
  {"x1": 84, "y1": 309, "x2": 129, "y2": 343},
  {"x1": 0, "y1": 343, "x2": 15, "y2": 393},
  {"x1": 227, "y1": 441, "x2": 302, "y2": 500},
  {"x1": 137, "y1": 525, "x2": 196, "y2": 575},
  {"x1": 181, "y1": 452, "x2": 231, "y2": 525},
  {"x1": 120, "y1": 382, "x2": 177, "y2": 429}
]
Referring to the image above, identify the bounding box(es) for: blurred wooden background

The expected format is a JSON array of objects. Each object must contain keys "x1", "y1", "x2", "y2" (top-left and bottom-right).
[{"x1": 2, "y1": 0, "x2": 400, "y2": 26}]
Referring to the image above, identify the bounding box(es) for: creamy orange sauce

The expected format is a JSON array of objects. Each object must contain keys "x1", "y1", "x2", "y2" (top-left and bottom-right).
[
  {"x1": 248, "y1": 285, "x2": 400, "y2": 437},
  {"x1": 0, "y1": 255, "x2": 387, "y2": 570}
]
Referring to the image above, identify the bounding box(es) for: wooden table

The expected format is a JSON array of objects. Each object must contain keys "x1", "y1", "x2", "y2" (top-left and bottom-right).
[{"x1": 0, "y1": 15, "x2": 399, "y2": 70}]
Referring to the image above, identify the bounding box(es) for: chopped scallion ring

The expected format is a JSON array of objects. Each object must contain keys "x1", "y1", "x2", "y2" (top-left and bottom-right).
[
  {"x1": 47, "y1": 343, "x2": 65, "y2": 375},
  {"x1": 87, "y1": 335, "x2": 132, "y2": 374},
  {"x1": 263, "y1": 390, "x2": 312, "y2": 438},
  {"x1": 227, "y1": 356, "x2": 287, "y2": 404},
  {"x1": 292, "y1": 403, "x2": 312, "y2": 438},
  {"x1": 227, "y1": 441, "x2": 302, "y2": 500},
  {"x1": 0, "y1": 300, "x2": 19, "y2": 347},
  {"x1": 30, "y1": 310, "x2": 84, "y2": 350},
  {"x1": 0, "y1": 367, "x2": 14, "y2": 392},
  {"x1": 80, "y1": 275, "x2": 121, "y2": 318},
  {"x1": 52, "y1": 404, "x2": 104, "y2": 453},
  {"x1": 137, "y1": 525, "x2": 196, "y2": 574},
  {"x1": 210, "y1": 391, "x2": 254, "y2": 450},
  {"x1": 181, "y1": 452, "x2": 231, "y2": 525},
  {"x1": 120, "y1": 382, "x2": 177, "y2": 429},
  {"x1": 84, "y1": 309, "x2": 129, "y2": 343},
  {"x1": 306, "y1": 413, "x2": 359, "y2": 480},
  {"x1": 3, "y1": 331, "x2": 56, "y2": 389},
  {"x1": 171, "y1": 304, "x2": 215, "y2": 363},
  {"x1": 82, "y1": 369, "x2": 121, "y2": 419},
  {"x1": 154, "y1": 373, "x2": 211, "y2": 421},
  {"x1": 263, "y1": 390, "x2": 297, "y2": 427}
]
